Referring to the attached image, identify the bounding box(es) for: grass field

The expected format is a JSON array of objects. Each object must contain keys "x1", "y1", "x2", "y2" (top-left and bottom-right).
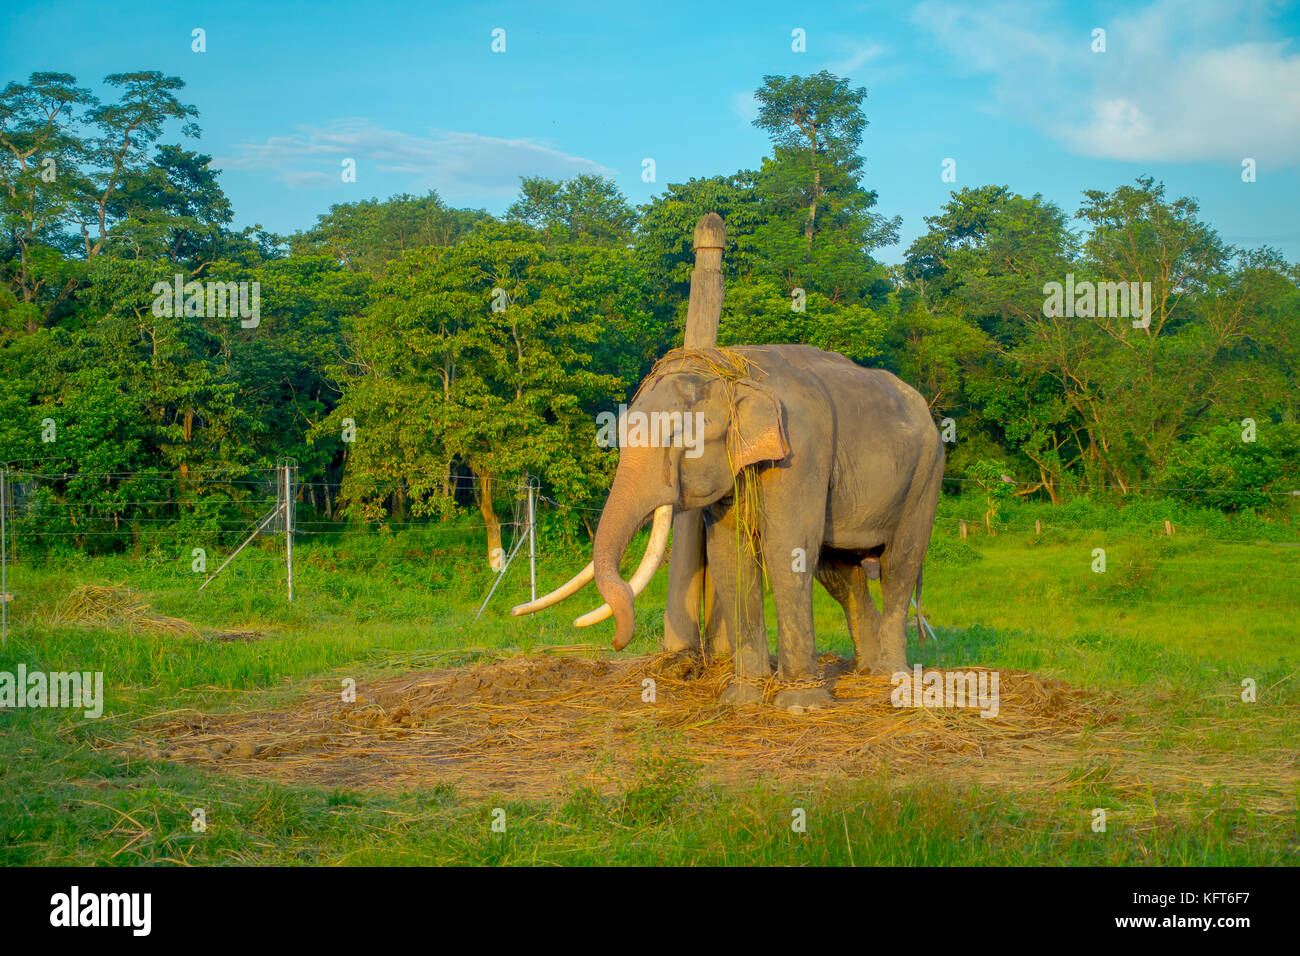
[{"x1": 2, "y1": 502, "x2": 1298, "y2": 866}]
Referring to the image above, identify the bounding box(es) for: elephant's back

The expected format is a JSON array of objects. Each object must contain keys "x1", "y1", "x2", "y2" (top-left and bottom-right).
[{"x1": 739, "y1": 345, "x2": 934, "y2": 430}]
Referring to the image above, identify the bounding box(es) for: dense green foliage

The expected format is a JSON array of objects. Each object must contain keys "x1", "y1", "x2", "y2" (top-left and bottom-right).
[{"x1": 3, "y1": 69, "x2": 1298, "y2": 558}]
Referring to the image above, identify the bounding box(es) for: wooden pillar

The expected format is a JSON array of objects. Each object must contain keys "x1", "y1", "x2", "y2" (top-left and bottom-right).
[
  {"x1": 663, "y1": 213, "x2": 729, "y2": 655},
  {"x1": 683, "y1": 213, "x2": 725, "y2": 347}
]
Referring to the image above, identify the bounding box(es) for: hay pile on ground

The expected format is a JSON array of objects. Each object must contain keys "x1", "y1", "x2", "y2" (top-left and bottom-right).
[
  {"x1": 52, "y1": 585, "x2": 264, "y2": 642},
  {"x1": 147, "y1": 652, "x2": 1134, "y2": 798},
  {"x1": 54, "y1": 585, "x2": 201, "y2": 638}
]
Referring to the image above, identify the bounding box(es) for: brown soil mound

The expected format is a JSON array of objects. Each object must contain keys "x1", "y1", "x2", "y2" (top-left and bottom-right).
[{"x1": 146, "y1": 653, "x2": 1123, "y2": 797}]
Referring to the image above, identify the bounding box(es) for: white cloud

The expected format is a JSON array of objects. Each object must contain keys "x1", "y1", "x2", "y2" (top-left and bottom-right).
[
  {"x1": 731, "y1": 90, "x2": 760, "y2": 124},
  {"x1": 912, "y1": 0, "x2": 1300, "y2": 164},
  {"x1": 826, "y1": 41, "x2": 886, "y2": 77},
  {"x1": 218, "y1": 119, "x2": 616, "y2": 196}
]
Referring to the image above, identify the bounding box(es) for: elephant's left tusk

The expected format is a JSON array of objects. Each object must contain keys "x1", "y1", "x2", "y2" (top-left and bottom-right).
[
  {"x1": 511, "y1": 562, "x2": 594, "y2": 616},
  {"x1": 574, "y1": 504, "x2": 673, "y2": 628}
]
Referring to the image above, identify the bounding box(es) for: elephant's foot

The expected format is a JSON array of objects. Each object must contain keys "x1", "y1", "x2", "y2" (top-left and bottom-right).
[
  {"x1": 773, "y1": 684, "x2": 832, "y2": 710},
  {"x1": 853, "y1": 656, "x2": 903, "y2": 676},
  {"x1": 662, "y1": 635, "x2": 697, "y2": 655},
  {"x1": 720, "y1": 679, "x2": 766, "y2": 706},
  {"x1": 873, "y1": 656, "x2": 908, "y2": 676}
]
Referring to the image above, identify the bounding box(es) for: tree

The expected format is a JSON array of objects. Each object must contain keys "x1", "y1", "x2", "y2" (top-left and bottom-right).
[
  {"x1": 965, "y1": 459, "x2": 1016, "y2": 533},
  {"x1": 0, "y1": 72, "x2": 97, "y2": 333},
  {"x1": 749, "y1": 72, "x2": 898, "y2": 314},
  {"x1": 0, "y1": 71, "x2": 201, "y2": 332},
  {"x1": 1156, "y1": 421, "x2": 1300, "y2": 512},
  {"x1": 326, "y1": 223, "x2": 648, "y2": 562},
  {"x1": 104, "y1": 144, "x2": 235, "y2": 263},
  {"x1": 506, "y1": 174, "x2": 636, "y2": 247},
  {"x1": 753, "y1": 71, "x2": 875, "y2": 251},
  {"x1": 290, "y1": 191, "x2": 487, "y2": 275},
  {"x1": 902, "y1": 186, "x2": 1082, "y2": 492}
]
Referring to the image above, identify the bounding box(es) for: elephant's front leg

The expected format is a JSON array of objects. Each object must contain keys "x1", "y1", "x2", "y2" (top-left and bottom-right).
[
  {"x1": 663, "y1": 509, "x2": 706, "y2": 654},
  {"x1": 707, "y1": 508, "x2": 768, "y2": 704},
  {"x1": 763, "y1": 530, "x2": 833, "y2": 709}
]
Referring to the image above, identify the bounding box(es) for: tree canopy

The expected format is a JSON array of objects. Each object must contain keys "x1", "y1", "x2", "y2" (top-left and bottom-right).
[{"x1": 2, "y1": 68, "x2": 1297, "y2": 561}]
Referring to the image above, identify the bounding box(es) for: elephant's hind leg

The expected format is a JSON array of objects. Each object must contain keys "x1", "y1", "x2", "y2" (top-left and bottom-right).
[
  {"x1": 815, "y1": 557, "x2": 883, "y2": 672},
  {"x1": 877, "y1": 453, "x2": 944, "y2": 674}
]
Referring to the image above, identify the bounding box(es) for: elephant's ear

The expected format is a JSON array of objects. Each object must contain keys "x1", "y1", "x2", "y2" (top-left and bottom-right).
[{"x1": 729, "y1": 378, "x2": 791, "y2": 471}]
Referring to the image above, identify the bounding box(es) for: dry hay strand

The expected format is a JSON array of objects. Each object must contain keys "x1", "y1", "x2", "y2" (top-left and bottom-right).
[
  {"x1": 54, "y1": 585, "x2": 200, "y2": 638},
  {"x1": 637, "y1": 346, "x2": 770, "y2": 579},
  {"x1": 134, "y1": 653, "x2": 1220, "y2": 800},
  {"x1": 638, "y1": 346, "x2": 757, "y2": 398}
]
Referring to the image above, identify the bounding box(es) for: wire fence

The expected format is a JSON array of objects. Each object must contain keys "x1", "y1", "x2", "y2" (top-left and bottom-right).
[
  {"x1": 0, "y1": 461, "x2": 552, "y2": 644},
  {"x1": 0, "y1": 461, "x2": 1295, "y2": 646}
]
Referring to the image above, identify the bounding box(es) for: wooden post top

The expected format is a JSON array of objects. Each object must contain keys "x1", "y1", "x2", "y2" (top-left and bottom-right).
[{"x1": 693, "y1": 212, "x2": 726, "y2": 252}]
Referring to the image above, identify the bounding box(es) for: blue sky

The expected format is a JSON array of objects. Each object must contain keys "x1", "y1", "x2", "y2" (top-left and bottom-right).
[{"x1": 4, "y1": 0, "x2": 1299, "y2": 262}]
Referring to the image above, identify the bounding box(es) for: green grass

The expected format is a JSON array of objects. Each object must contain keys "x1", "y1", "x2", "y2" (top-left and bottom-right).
[{"x1": 2, "y1": 512, "x2": 1298, "y2": 865}]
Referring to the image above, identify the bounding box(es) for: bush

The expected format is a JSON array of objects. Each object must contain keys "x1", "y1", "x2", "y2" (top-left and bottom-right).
[
  {"x1": 1156, "y1": 421, "x2": 1300, "y2": 512},
  {"x1": 925, "y1": 535, "x2": 983, "y2": 566}
]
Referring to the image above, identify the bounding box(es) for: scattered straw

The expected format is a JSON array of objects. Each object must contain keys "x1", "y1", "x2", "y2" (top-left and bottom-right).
[
  {"x1": 50, "y1": 585, "x2": 261, "y2": 642},
  {"x1": 135, "y1": 653, "x2": 1300, "y2": 810},
  {"x1": 137, "y1": 653, "x2": 1158, "y2": 799},
  {"x1": 53, "y1": 585, "x2": 201, "y2": 638}
]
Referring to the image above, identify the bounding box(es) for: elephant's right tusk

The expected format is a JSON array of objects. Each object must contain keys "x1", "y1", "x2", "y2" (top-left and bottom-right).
[
  {"x1": 510, "y1": 562, "x2": 595, "y2": 616},
  {"x1": 574, "y1": 504, "x2": 673, "y2": 628}
]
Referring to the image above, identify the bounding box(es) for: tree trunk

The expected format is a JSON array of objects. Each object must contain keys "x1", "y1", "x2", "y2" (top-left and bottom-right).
[
  {"x1": 806, "y1": 166, "x2": 820, "y2": 250},
  {"x1": 475, "y1": 469, "x2": 504, "y2": 569},
  {"x1": 805, "y1": 130, "x2": 820, "y2": 251}
]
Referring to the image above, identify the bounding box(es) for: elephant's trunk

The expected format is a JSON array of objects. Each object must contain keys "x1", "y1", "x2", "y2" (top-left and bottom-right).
[{"x1": 588, "y1": 464, "x2": 672, "y2": 650}]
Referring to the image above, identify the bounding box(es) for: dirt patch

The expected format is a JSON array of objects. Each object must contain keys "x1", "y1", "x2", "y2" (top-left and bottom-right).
[
  {"x1": 204, "y1": 630, "x2": 267, "y2": 643},
  {"x1": 143, "y1": 653, "x2": 1137, "y2": 798}
]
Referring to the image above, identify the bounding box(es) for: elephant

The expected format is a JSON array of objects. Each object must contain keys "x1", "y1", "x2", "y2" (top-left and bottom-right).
[{"x1": 513, "y1": 344, "x2": 945, "y2": 709}]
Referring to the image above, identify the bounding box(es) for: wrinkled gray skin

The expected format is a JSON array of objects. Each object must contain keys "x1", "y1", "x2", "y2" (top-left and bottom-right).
[{"x1": 592, "y1": 344, "x2": 945, "y2": 709}]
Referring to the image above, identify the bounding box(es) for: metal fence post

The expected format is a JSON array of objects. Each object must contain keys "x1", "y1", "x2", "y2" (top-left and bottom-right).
[
  {"x1": 284, "y1": 460, "x2": 294, "y2": 603},
  {"x1": 527, "y1": 478, "x2": 537, "y2": 603}
]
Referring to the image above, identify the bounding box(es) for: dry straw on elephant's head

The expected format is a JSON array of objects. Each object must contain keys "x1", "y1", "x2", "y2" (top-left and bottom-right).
[
  {"x1": 635, "y1": 347, "x2": 769, "y2": 585},
  {"x1": 634, "y1": 346, "x2": 757, "y2": 401}
]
